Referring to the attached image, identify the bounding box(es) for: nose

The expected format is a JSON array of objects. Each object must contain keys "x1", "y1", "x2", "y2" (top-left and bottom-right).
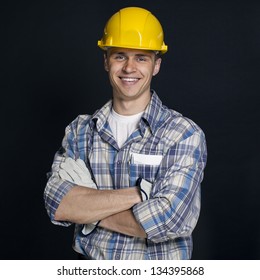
[{"x1": 122, "y1": 58, "x2": 136, "y2": 73}]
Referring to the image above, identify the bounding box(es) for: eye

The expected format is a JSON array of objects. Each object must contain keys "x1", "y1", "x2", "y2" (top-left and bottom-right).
[
  {"x1": 113, "y1": 54, "x2": 126, "y2": 61},
  {"x1": 136, "y1": 56, "x2": 147, "y2": 62}
]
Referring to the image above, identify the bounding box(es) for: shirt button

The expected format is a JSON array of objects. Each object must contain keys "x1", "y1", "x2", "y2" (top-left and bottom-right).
[
  {"x1": 115, "y1": 254, "x2": 120, "y2": 260},
  {"x1": 117, "y1": 161, "x2": 121, "y2": 165}
]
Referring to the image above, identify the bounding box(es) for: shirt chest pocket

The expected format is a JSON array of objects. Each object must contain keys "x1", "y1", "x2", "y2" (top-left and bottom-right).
[{"x1": 129, "y1": 163, "x2": 160, "y2": 186}]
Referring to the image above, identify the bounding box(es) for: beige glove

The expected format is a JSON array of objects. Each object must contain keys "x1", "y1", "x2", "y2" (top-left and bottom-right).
[
  {"x1": 59, "y1": 157, "x2": 99, "y2": 235},
  {"x1": 59, "y1": 157, "x2": 96, "y2": 188},
  {"x1": 136, "y1": 177, "x2": 152, "y2": 201}
]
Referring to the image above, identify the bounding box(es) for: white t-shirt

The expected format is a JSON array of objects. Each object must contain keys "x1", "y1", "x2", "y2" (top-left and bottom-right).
[{"x1": 108, "y1": 108, "x2": 143, "y2": 149}]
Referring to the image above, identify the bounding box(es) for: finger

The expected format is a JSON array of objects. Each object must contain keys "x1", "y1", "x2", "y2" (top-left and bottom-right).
[
  {"x1": 66, "y1": 157, "x2": 83, "y2": 174},
  {"x1": 75, "y1": 159, "x2": 92, "y2": 177},
  {"x1": 75, "y1": 159, "x2": 95, "y2": 183},
  {"x1": 75, "y1": 158, "x2": 88, "y2": 170},
  {"x1": 60, "y1": 164, "x2": 84, "y2": 185},
  {"x1": 59, "y1": 169, "x2": 75, "y2": 183},
  {"x1": 61, "y1": 158, "x2": 85, "y2": 180},
  {"x1": 61, "y1": 158, "x2": 97, "y2": 188}
]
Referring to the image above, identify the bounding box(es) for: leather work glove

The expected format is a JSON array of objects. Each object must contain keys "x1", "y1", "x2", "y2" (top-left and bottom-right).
[
  {"x1": 136, "y1": 177, "x2": 152, "y2": 201},
  {"x1": 58, "y1": 157, "x2": 99, "y2": 235},
  {"x1": 59, "y1": 157, "x2": 96, "y2": 188}
]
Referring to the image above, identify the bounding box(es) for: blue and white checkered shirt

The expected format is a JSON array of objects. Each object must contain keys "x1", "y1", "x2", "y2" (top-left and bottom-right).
[{"x1": 44, "y1": 91, "x2": 207, "y2": 259}]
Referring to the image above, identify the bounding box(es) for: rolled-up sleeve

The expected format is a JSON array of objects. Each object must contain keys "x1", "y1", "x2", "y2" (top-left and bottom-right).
[
  {"x1": 44, "y1": 119, "x2": 79, "y2": 227},
  {"x1": 132, "y1": 130, "x2": 207, "y2": 243}
]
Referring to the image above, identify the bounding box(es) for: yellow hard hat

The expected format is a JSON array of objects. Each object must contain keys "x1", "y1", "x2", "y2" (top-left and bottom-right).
[{"x1": 98, "y1": 7, "x2": 168, "y2": 54}]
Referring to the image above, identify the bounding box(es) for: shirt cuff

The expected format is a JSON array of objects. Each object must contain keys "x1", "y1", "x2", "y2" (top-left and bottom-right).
[
  {"x1": 132, "y1": 200, "x2": 169, "y2": 243},
  {"x1": 47, "y1": 179, "x2": 75, "y2": 227}
]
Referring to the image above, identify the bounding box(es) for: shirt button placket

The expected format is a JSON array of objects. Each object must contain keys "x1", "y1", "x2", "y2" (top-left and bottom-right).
[{"x1": 114, "y1": 151, "x2": 123, "y2": 189}]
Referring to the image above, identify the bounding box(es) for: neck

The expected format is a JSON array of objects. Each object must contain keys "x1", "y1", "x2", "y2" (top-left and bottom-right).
[{"x1": 112, "y1": 92, "x2": 151, "y2": 116}]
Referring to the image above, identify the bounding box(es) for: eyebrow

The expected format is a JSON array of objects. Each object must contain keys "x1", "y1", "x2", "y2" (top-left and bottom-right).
[{"x1": 112, "y1": 51, "x2": 153, "y2": 58}]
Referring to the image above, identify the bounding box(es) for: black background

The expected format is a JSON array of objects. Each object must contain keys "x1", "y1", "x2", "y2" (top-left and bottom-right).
[{"x1": 1, "y1": 0, "x2": 259, "y2": 260}]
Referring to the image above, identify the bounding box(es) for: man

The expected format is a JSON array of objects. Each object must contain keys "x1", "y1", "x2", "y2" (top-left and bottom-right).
[{"x1": 44, "y1": 7, "x2": 207, "y2": 260}]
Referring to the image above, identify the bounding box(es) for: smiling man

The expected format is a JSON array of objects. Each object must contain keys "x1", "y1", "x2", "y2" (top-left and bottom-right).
[
  {"x1": 44, "y1": 7, "x2": 207, "y2": 260},
  {"x1": 104, "y1": 48, "x2": 161, "y2": 114}
]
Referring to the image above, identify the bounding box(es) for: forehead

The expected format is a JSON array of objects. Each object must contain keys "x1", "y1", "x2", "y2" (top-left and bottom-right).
[{"x1": 107, "y1": 47, "x2": 155, "y2": 57}]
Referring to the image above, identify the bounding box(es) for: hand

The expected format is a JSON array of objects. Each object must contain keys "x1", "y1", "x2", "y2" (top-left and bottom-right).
[
  {"x1": 136, "y1": 178, "x2": 152, "y2": 201},
  {"x1": 59, "y1": 157, "x2": 99, "y2": 235}
]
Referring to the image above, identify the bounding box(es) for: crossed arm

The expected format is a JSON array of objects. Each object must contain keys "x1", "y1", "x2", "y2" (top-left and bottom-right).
[
  {"x1": 53, "y1": 157, "x2": 148, "y2": 238},
  {"x1": 46, "y1": 125, "x2": 207, "y2": 243},
  {"x1": 54, "y1": 184, "x2": 147, "y2": 238}
]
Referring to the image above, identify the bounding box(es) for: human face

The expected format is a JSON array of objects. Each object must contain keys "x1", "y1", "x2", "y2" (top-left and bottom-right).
[{"x1": 104, "y1": 48, "x2": 161, "y2": 104}]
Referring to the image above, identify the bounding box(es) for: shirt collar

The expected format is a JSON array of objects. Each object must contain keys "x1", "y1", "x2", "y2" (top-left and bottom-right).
[
  {"x1": 90, "y1": 99, "x2": 112, "y2": 132},
  {"x1": 90, "y1": 90, "x2": 163, "y2": 134},
  {"x1": 141, "y1": 90, "x2": 163, "y2": 135}
]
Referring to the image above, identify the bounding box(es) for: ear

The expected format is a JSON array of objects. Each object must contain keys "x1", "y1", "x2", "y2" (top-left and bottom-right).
[
  {"x1": 153, "y1": 58, "x2": 162, "y2": 76},
  {"x1": 104, "y1": 53, "x2": 109, "y2": 72}
]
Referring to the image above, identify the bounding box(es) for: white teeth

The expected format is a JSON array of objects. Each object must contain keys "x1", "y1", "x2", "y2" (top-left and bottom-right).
[{"x1": 121, "y1": 78, "x2": 138, "y2": 82}]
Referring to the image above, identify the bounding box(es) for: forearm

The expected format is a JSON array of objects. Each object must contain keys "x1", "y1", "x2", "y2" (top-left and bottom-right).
[
  {"x1": 99, "y1": 209, "x2": 147, "y2": 238},
  {"x1": 54, "y1": 185, "x2": 141, "y2": 224}
]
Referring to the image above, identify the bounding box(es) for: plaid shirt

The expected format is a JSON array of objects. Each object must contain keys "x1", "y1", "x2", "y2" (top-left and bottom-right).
[{"x1": 44, "y1": 91, "x2": 207, "y2": 260}]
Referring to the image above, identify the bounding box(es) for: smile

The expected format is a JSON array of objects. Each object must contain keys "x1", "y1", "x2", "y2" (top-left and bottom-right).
[{"x1": 120, "y1": 77, "x2": 139, "y2": 82}]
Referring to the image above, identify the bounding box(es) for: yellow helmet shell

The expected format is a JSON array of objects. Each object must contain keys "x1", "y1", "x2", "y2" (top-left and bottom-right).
[{"x1": 98, "y1": 7, "x2": 168, "y2": 54}]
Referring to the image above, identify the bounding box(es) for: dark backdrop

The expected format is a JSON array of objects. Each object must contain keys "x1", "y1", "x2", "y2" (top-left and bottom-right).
[{"x1": 1, "y1": 0, "x2": 259, "y2": 259}]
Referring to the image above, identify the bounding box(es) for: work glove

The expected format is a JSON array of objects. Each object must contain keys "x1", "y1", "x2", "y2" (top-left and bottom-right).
[
  {"x1": 136, "y1": 177, "x2": 152, "y2": 201},
  {"x1": 59, "y1": 157, "x2": 96, "y2": 188},
  {"x1": 58, "y1": 157, "x2": 99, "y2": 235}
]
